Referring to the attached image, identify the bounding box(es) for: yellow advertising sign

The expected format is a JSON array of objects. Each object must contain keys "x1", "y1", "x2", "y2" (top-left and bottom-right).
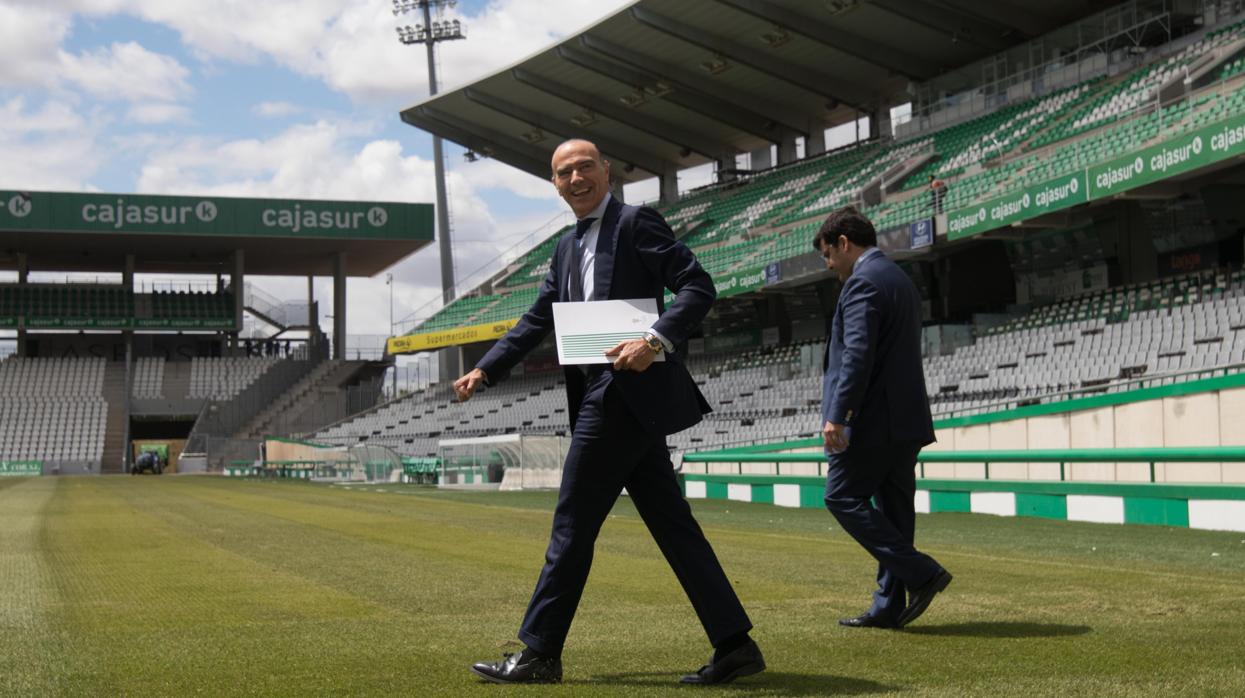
[{"x1": 387, "y1": 318, "x2": 519, "y2": 354}]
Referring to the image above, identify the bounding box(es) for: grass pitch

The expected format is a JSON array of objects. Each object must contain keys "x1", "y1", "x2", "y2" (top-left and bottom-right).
[{"x1": 2, "y1": 476, "x2": 1243, "y2": 696}]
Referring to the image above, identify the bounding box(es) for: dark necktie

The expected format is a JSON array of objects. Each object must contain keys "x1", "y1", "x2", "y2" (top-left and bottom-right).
[{"x1": 568, "y1": 217, "x2": 596, "y2": 302}]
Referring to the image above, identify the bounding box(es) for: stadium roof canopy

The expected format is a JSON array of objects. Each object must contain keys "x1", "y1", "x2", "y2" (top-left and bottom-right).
[
  {"x1": 0, "y1": 190, "x2": 434, "y2": 277},
  {"x1": 401, "y1": 0, "x2": 1116, "y2": 188}
]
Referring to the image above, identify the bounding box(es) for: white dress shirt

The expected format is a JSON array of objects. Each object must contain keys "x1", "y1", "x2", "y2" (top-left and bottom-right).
[{"x1": 572, "y1": 193, "x2": 674, "y2": 352}]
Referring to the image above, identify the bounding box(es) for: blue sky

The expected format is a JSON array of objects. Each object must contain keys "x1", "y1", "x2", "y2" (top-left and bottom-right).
[{"x1": 0, "y1": 0, "x2": 638, "y2": 339}]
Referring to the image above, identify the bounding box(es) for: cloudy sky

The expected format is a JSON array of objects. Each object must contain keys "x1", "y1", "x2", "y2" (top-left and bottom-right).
[{"x1": 0, "y1": 0, "x2": 646, "y2": 342}]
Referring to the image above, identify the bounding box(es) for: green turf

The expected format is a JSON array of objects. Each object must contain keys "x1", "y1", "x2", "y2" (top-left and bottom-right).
[{"x1": 2, "y1": 476, "x2": 1243, "y2": 696}]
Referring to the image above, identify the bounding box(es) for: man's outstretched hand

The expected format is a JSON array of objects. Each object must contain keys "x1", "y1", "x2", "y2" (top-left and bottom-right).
[
  {"x1": 605, "y1": 339, "x2": 657, "y2": 372},
  {"x1": 454, "y1": 368, "x2": 488, "y2": 402}
]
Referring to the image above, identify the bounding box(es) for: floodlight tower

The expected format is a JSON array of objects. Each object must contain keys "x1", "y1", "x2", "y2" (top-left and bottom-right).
[{"x1": 394, "y1": 0, "x2": 465, "y2": 307}]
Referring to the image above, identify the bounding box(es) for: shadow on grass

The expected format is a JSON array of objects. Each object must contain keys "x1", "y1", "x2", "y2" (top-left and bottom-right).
[
  {"x1": 581, "y1": 671, "x2": 894, "y2": 695},
  {"x1": 904, "y1": 621, "x2": 1091, "y2": 638}
]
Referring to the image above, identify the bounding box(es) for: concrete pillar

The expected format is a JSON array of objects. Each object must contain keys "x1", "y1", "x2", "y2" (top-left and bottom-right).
[
  {"x1": 123, "y1": 254, "x2": 135, "y2": 289},
  {"x1": 122, "y1": 253, "x2": 135, "y2": 372},
  {"x1": 659, "y1": 165, "x2": 679, "y2": 206},
  {"x1": 871, "y1": 106, "x2": 892, "y2": 141},
  {"x1": 1119, "y1": 202, "x2": 1158, "y2": 286},
  {"x1": 439, "y1": 346, "x2": 461, "y2": 383},
  {"x1": 806, "y1": 126, "x2": 827, "y2": 157},
  {"x1": 750, "y1": 146, "x2": 773, "y2": 171},
  {"x1": 232, "y1": 250, "x2": 244, "y2": 352},
  {"x1": 333, "y1": 252, "x2": 346, "y2": 360},
  {"x1": 610, "y1": 179, "x2": 626, "y2": 204},
  {"x1": 16, "y1": 253, "x2": 28, "y2": 357},
  {"x1": 307, "y1": 275, "x2": 315, "y2": 328},
  {"x1": 778, "y1": 135, "x2": 798, "y2": 165}
]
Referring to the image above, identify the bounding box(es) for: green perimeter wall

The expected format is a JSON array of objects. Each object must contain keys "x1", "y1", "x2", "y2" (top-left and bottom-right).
[
  {"x1": 680, "y1": 474, "x2": 1245, "y2": 532},
  {"x1": 685, "y1": 371, "x2": 1245, "y2": 484}
]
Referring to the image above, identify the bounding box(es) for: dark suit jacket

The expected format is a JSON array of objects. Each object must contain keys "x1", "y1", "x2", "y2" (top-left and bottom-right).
[
  {"x1": 477, "y1": 196, "x2": 714, "y2": 436},
  {"x1": 822, "y1": 249, "x2": 935, "y2": 448}
]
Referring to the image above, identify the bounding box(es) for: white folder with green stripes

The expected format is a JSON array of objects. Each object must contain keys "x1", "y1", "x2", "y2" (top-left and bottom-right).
[{"x1": 552, "y1": 299, "x2": 666, "y2": 365}]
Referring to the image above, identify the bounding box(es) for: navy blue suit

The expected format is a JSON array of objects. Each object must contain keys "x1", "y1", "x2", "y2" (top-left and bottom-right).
[
  {"x1": 821, "y1": 248, "x2": 941, "y2": 623},
  {"x1": 476, "y1": 196, "x2": 751, "y2": 656}
]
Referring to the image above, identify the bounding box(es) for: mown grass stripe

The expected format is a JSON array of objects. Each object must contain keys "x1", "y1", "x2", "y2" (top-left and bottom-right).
[{"x1": 5, "y1": 477, "x2": 1244, "y2": 695}]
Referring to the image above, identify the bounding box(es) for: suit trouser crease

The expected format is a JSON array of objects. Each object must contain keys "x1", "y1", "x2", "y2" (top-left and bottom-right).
[
  {"x1": 517, "y1": 378, "x2": 751, "y2": 656},
  {"x1": 823, "y1": 442, "x2": 941, "y2": 618}
]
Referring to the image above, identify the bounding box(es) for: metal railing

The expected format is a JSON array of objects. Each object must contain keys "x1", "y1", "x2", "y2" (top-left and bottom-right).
[
  {"x1": 262, "y1": 376, "x2": 386, "y2": 438},
  {"x1": 186, "y1": 345, "x2": 328, "y2": 458}
]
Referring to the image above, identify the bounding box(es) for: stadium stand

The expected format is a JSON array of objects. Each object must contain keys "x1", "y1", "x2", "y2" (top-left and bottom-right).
[
  {"x1": 319, "y1": 263, "x2": 1245, "y2": 457},
  {"x1": 0, "y1": 357, "x2": 108, "y2": 469},
  {"x1": 0, "y1": 284, "x2": 132, "y2": 322},
  {"x1": 149, "y1": 290, "x2": 233, "y2": 324},
  {"x1": 352, "y1": 14, "x2": 1245, "y2": 465},
  {"x1": 0, "y1": 284, "x2": 233, "y2": 329},
  {"x1": 188, "y1": 357, "x2": 281, "y2": 399},
  {"x1": 132, "y1": 357, "x2": 165, "y2": 399}
]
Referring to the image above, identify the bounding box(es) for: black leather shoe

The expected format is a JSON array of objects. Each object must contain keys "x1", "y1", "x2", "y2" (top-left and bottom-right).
[
  {"x1": 470, "y1": 649, "x2": 562, "y2": 684},
  {"x1": 839, "y1": 613, "x2": 898, "y2": 629},
  {"x1": 680, "y1": 639, "x2": 766, "y2": 685},
  {"x1": 897, "y1": 569, "x2": 952, "y2": 627}
]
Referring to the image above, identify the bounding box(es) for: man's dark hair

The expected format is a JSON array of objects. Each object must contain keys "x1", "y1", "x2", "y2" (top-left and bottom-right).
[{"x1": 814, "y1": 205, "x2": 877, "y2": 251}]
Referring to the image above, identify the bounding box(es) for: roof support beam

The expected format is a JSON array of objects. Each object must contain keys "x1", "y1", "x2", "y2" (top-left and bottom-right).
[
  {"x1": 628, "y1": 6, "x2": 873, "y2": 109},
  {"x1": 401, "y1": 107, "x2": 551, "y2": 180},
  {"x1": 938, "y1": 0, "x2": 1060, "y2": 39},
  {"x1": 510, "y1": 68, "x2": 727, "y2": 162},
  {"x1": 570, "y1": 37, "x2": 805, "y2": 142},
  {"x1": 712, "y1": 0, "x2": 935, "y2": 80},
  {"x1": 868, "y1": 0, "x2": 1014, "y2": 52},
  {"x1": 463, "y1": 88, "x2": 673, "y2": 177}
]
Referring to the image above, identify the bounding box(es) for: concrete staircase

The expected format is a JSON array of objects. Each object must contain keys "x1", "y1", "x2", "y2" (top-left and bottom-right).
[
  {"x1": 99, "y1": 362, "x2": 129, "y2": 473},
  {"x1": 162, "y1": 361, "x2": 192, "y2": 401},
  {"x1": 240, "y1": 360, "x2": 374, "y2": 439}
]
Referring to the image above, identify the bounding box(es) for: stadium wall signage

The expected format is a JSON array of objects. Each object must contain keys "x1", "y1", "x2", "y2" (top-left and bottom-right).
[
  {"x1": 947, "y1": 112, "x2": 1245, "y2": 241},
  {"x1": 387, "y1": 318, "x2": 519, "y2": 354},
  {"x1": 0, "y1": 190, "x2": 433, "y2": 241},
  {"x1": 1087, "y1": 111, "x2": 1245, "y2": 199},
  {"x1": 879, "y1": 217, "x2": 935, "y2": 252},
  {"x1": 664, "y1": 264, "x2": 772, "y2": 305},
  {"x1": 946, "y1": 173, "x2": 1087, "y2": 240},
  {"x1": 0, "y1": 461, "x2": 41, "y2": 476}
]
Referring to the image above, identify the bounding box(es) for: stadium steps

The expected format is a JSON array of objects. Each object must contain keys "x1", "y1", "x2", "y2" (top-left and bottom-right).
[
  {"x1": 100, "y1": 362, "x2": 129, "y2": 473},
  {"x1": 239, "y1": 360, "x2": 372, "y2": 438},
  {"x1": 161, "y1": 360, "x2": 193, "y2": 401}
]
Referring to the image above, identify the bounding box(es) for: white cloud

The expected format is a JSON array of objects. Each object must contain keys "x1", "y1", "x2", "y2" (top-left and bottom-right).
[
  {"x1": 0, "y1": 4, "x2": 70, "y2": 88},
  {"x1": 0, "y1": 95, "x2": 85, "y2": 133},
  {"x1": 0, "y1": 96, "x2": 103, "y2": 190},
  {"x1": 126, "y1": 102, "x2": 190, "y2": 124},
  {"x1": 462, "y1": 158, "x2": 557, "y2": 200},
  {"x1": 253, "y1": 100, "x2": 301, "y2": 118},
  {"x1": 58, "y1": 40, "x2": 190, "y2": 102},
  {"x1": 37, "y1": 0, "x2": 636, "y2": 103}
]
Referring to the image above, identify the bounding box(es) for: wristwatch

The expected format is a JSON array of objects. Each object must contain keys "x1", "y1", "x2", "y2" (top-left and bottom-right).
[{"x1": 641, "y1": 332, "x2": 664, "y2": 355}]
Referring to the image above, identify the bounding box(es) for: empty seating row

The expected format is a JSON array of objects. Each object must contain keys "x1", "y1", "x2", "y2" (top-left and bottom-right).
[
  {"x1": 0, "y1": 356, "x2": 106, "y2": 396},
  {"x1": 188, "y1": 356, "x2": 280, "y2": 399}
]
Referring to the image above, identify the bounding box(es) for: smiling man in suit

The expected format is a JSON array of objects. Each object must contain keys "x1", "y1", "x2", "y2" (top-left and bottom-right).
[
  {"x1": 456, "y1": 139, "x2": 763, "y2": 686},
  {"x1": 816, "y1": 205, "x2": 951, "y2": 630}
]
